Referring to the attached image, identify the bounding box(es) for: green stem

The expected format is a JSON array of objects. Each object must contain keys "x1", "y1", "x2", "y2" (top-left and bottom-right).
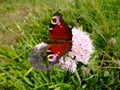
[
  {"x1": 75, "y1": 70, "x2": 81, "y2": 86},
  {"x1": 24, "y1": 67, "x2": 33, "y2": 76}
]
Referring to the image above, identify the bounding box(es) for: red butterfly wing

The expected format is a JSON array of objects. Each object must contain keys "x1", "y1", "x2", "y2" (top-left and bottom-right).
[
  {"x1": 49, "y1": 13, "x2": 72, "y2": 40},
  {"x1": 47, "y1": 42, "x2": 72, "y2": 63},
  {"x1": 47, "y1": 13, "x2": 72, "y2": 63}
]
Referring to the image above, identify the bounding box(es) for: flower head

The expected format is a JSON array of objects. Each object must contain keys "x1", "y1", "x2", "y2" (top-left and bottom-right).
[
  {"x1": 81, "y1": 66, "x2": 91, "y2": 75},
  {"x1": 30, "y1": 42, "x2": 52, "y2": 70},
  {"x1": 70, "y1": 27, "x2": 94, "y2": 64},
  {"x1": 108, "y1": 38, "x2": 117, "y2": 46},
  {"x1": 58, "y1": 57, "x2": 77, "y2": 72}
]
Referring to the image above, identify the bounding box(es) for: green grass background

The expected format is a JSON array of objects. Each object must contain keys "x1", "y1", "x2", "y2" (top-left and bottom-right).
[{"x1": 0, "y1": 0, "x2": 120, "y2": 89}]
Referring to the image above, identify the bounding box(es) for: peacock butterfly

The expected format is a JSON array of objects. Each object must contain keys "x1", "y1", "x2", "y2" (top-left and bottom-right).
[{"x1": 47, "y1": 12, "x2": 72, "y2": 63}]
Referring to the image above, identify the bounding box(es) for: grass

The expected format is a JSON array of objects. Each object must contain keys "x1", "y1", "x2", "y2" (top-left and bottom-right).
[{"x1": 0, "y1": 0, "x2": 120, "y2": 89}]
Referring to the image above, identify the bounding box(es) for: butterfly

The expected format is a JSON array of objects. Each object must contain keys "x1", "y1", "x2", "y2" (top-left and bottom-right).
[{"x1": 47, "y1": 12, "x2": 72, "y2": 63}]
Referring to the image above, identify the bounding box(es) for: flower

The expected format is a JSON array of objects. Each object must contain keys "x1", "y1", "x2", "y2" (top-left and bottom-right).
[
  {"x1": 108, "y1": 38, "x2": 117, "y2": 46},
  {"x1": 70, "y1": 27, "x2": 94, "y2": 64},
  {"x1": 81, "y1": 66, "x2": 91, "y2": 75},
  {"x1": 30, "y1": 42, "x2": 52, "y2": 70},
  {"x1": 58, "y1": 57, "x2": 77, "y2": 72}
]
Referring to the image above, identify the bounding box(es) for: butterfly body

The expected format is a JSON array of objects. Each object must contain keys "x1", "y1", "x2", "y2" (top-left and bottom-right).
[{"x1": 47, "y1": 13, "x2": 72, "y2": 63}]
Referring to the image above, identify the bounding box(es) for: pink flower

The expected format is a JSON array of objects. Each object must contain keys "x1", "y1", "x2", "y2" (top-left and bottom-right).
[
  {"x1": 58, "y1": 57, "x2": 77, "y2": 72},
  {"x1": 71, "y1": 27, "x2": 94, "y2": 64}
]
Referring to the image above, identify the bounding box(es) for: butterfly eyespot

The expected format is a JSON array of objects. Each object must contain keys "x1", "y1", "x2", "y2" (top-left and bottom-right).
[
  {"x1": 51, "y1": 16, "x2": 60, "y2": 25},
  {"x1": 48, "y1": 55, "x2": 53, "y2": 59},
  {"x1": 47, "y1": 54, "x2": 58, "y2": 62}
]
